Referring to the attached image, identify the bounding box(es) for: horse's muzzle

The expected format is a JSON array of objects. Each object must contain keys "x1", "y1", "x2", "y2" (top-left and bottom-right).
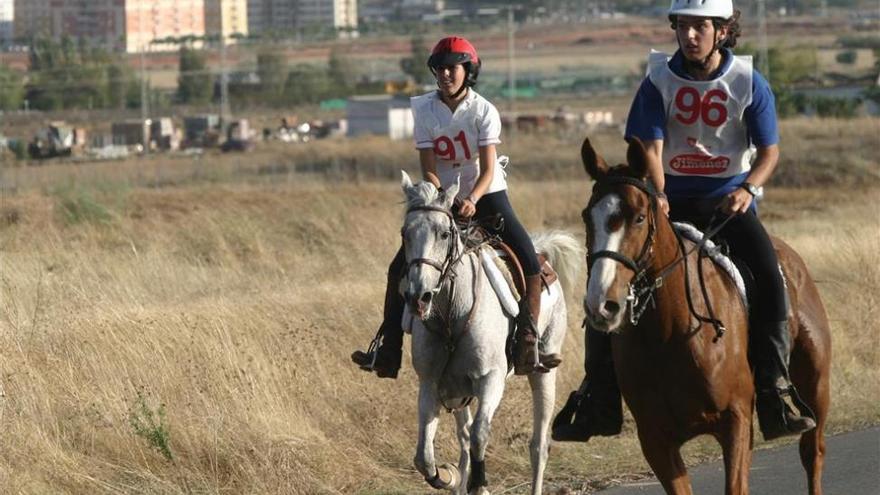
[
  {"x1": 406, "y1": 290, "x2": 434, "y2": 320},
  {"x1": 583, "y1": 297, "x2": 624, "y2": 333}
]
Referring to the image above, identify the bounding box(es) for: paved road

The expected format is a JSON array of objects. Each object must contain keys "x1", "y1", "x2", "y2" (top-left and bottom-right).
[{"x1": 599, "y1": 427, "x2": 880, "y2": 494}]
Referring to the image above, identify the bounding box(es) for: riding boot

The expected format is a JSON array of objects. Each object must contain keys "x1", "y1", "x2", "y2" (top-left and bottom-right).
[
  {"x1": 351, "y1": 252, "x2": 405, "y2": 379},
  {"x1": 755, "y1": 320, "x2": 817, "y2": 441},
  {"x1": 552, "y1": 326, "x2": 623, "y2": 442},
  {"x1": 513, "y1": 274, "x2": 561, "y2": 375}
]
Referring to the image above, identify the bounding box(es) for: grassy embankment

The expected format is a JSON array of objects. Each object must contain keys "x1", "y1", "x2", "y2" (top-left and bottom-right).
[{"x1": 0, "y1": 118, "x2": 878, "y2": 493}]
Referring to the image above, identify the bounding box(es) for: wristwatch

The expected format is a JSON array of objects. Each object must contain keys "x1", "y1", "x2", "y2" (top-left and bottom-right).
[{"x1": 740, "y1": 182, "x2": 760, "y2": 197}]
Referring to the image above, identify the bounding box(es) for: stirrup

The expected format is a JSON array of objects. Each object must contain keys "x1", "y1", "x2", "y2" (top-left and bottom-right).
[{"x1": 351, "y1": 327, "x2": 383, "y2": 371}]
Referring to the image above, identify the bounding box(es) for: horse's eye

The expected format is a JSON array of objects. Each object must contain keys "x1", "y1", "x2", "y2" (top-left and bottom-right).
[
  {"x1": 635, "y1": 214, "x2": 646, "y2": 224},
  {"x1": 440, "y1": 231, "x2": 450, "y2": 240}
]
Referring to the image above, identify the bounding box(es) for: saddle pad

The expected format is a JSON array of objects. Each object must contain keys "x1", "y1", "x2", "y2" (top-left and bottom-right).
[
  {"x1": 673, "y1": 222, "x2": 748, "y2": 309},
  {"x1": 480, "y1": 247, "x2": 521, "y2": 318}
]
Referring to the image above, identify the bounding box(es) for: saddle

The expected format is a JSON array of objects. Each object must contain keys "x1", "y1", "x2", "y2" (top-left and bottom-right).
[
  {"x1": 459, "y1": 219, "x2": 557, "y2": 299},
  {"x1": 493, "y1": 241, "x2": 557, "y2": 300}
]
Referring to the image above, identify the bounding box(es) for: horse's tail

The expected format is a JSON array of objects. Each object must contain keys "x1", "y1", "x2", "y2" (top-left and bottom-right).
[{"x1": 531, "y1": 230, "x2": 584, "y2": 297}]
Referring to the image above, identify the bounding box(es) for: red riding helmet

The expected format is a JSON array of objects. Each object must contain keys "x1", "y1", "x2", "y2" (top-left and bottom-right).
[{"x1": 427, "y1": 36, "x2": 481, "y2": 87}]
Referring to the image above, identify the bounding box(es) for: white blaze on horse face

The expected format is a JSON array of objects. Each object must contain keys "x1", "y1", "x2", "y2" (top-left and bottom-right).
[{"x1": 586, "y1": 194, "x2": 625, "y2": 326}]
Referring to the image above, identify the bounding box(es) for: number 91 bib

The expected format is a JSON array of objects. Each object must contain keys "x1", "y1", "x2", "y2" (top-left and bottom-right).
[{"x1": 648, "y1": 50, "x2": 755, "y2": 178}]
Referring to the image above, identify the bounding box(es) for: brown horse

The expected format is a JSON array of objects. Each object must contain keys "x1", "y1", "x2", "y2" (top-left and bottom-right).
[{"x1": 579, "y1": 137, "x2": 831, "y2": 495}]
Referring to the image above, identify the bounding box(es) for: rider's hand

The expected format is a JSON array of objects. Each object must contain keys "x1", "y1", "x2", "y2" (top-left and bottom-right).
[
  {"x1": 657, "y1": 196, "x2": 670, "y2": 217},
  {"x1": 721, "y1": 188, "x2": 753, "y2": 215},
  {"x1": 458, "y1": 197, "x2": 477, "y2": 218}
]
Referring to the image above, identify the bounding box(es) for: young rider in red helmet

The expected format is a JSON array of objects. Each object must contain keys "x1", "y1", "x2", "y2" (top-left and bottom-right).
[
  {"x1": 351, "y1": 36, "x2": 560, "y2": 378},
  {"x1": 553, "y1": 0, "x2": 816, "y2": 443}
]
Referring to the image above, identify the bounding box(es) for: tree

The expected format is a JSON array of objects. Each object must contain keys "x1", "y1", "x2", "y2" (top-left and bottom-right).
[
  {"x1": 285, "y1": 64, "x2": 330, "y2": 104},
  {"x1": 737, "y1": 44, "x2": 817, "y2": 87},
  {"x1": 0, "y1": 67, "x2": 25, "y2": 111},
  {"x1": 177, "y1": 47, "x2": 212, "y2": 104},
  {"x1": 257, "y1": 51, "x2": 287, "y2": 98},
  {"x1": 400, "y1": 35, "x2": 433, "y2": 85},
  {"x1": 327, "y1": 47, "x2": 356, "y2": 97}
]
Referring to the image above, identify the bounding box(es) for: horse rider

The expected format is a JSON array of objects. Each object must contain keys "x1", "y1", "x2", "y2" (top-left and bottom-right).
[
  {"x1": 351, "y1": 36, "x2": 561, "y2": 378},
  {"x1": 553, "y1": 0, "x2": 816, "y2": 442}
]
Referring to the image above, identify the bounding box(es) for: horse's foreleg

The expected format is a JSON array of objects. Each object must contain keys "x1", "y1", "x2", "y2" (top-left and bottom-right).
[
  {"x1": 636, "y1": 427, "x2": 693, "y2": 495},
  {"x1": 527, "y1": 368, "x2": 557, "y2": 495},
  {"x1": 468, "y1": 370, "x2": 505, "y2": 494},
  {"x1": 719, "y1": 404, "x2": 753, "y2": 495},
  {"x1": 453, "y1": 406, "x2": 473, "y2": 495},
  {"x1": 414, "y1": 382, "x2": 444, "y2": 486}
]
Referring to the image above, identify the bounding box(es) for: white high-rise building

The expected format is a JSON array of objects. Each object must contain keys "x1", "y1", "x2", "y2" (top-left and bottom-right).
[
  {"x1": 205, "y1": 0, "x2": 248, "y2": 41},
  {"x1": 0, "y1": 0, "x2": 13, "y2": 44}
]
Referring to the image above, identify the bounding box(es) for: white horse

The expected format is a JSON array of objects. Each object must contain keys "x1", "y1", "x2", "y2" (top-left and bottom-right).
[{"x1": 399, "y1": 171, "x2": 582, "y2": 495}]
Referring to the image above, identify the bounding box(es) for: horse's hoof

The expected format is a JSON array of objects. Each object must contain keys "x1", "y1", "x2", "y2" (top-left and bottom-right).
[
  {"x1": 470, "y1": 487, "x2": 490, "y2": 495},
  {"x1": 426, "y1": 463, "x2": 460, "y2": 490}
]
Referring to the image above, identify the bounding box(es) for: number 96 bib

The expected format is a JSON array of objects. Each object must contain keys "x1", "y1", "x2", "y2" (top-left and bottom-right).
[{"x1": 648, "y1": 50, "x2": 755, "y2": 177}]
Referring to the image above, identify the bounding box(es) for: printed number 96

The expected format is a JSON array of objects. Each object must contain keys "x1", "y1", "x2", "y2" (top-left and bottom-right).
[{"x1": 674, "y1": 87, "x2": 728, "y2": 127}]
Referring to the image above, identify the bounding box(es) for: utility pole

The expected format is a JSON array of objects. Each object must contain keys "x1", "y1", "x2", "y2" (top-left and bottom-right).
[
  {"x1": 757, "y1": 0, "x2": 770, "y2": 84},
  {"x1": 219, "y1": 33, "x2": 230, "y2": 131},
  {"x1": 139, "y1": 5, "x2": 150, "y2": 153},
  {"x1": 507, "y1": 5, "x2": 516, "y2": 114}
]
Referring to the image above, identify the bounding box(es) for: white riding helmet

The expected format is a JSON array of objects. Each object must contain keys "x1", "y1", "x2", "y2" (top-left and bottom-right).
[{"x1": 668, "y1": 0, "x2": 733, "y2": 19}]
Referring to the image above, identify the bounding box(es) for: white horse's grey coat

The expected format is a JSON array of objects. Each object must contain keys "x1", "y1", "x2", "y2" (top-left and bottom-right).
[{"x1": 399, "y1": 171, "x2": 582, "y2": 495}]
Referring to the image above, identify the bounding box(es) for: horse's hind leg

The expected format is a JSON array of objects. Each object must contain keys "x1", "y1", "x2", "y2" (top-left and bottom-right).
[
  {"x1": 453, "y1": 406, "x2": 473, "y2": 495},
  {"x1": 527, "y1": 368, "x2": 557, "y2": 495},
  {"x1": 790, "y1": 327, "x2": 831, "y2": 495}
]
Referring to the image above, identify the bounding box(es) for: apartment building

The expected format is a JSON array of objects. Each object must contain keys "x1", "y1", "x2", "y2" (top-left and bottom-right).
[
  {"x1": 0, "y1": 0, "x2": 12, "y2": 44},
  {"x1": 205, "y1": 0, "x2": 248, "y2": 40},
  {"x1": 13, "y1": 0, "x2": 206, "y2": 53},
  {"x1": 248, "y1": 0, "x2": 356, "y2": 36}
]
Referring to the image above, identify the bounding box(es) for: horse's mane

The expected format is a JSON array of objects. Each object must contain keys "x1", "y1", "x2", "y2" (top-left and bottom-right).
[{"x1": 405, "y1": 181, "x2": 444, "y2": 209}]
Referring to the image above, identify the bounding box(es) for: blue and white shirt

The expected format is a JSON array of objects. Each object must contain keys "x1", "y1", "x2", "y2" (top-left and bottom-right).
[{"x1": 625, "y1": 48, "x2": 778, "y2": 199}]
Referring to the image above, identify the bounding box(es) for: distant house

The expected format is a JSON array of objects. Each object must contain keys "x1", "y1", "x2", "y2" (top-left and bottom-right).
[{"x1": 346, "y1": 94, "x2": 413, "y2": 140}]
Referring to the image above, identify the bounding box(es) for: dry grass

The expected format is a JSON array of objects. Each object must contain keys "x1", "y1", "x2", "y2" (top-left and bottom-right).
[{"x1": 0, "y1": 119, "x2": 878, "y2": 494}]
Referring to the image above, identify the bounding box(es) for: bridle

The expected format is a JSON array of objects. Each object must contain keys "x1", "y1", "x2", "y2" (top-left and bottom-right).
[
  {"x1": 583, "y1": 175, "x2": 660, "y2": 326},
  {"x1": 402, "y1": 205, "x2": 461, "y2": 289},
  {"x1": 583, "y1": 175, "x2": 733, "y2": 338},
  {"x1": 401, "y1": 202, "x2": 485, "y2": 348}
]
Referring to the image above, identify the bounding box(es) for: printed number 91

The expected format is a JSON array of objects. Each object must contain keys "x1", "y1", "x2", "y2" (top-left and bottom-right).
[
  {"x1": 434, "y1": 130, "x2": 472, "y2": 160},
  {"x1": 674, "y1": 87, "x2": 728, "y2": 127}
]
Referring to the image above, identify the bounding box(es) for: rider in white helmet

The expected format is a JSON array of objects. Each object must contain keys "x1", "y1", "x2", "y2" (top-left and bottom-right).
[{"x1": 553, "y1": 0, "x2": 817, "y2": 444}]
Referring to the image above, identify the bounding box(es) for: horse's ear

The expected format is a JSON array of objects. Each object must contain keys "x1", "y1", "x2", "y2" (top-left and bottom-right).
[
  {"x1": 401, "y1": 170, "x2": 421, "y2": 204},
  {"x1": 581, "y1": 137, "x2": 609, "y2": 181},
  {"x1": 401, "y1": 170, "x2": 415, "y2": 192},
  {"x1": 625, "y1": 136, "x2": 649, "y2": 179},
  {"x1": 443, "y1": 175, "x2": 460, "y2": 208}
]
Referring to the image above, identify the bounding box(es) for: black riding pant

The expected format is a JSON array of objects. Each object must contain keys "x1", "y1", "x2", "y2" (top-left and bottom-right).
[
  {"x1": 474, "y1": 190, "x2": 541, "y2": 276},
  {"x1": 668, "y1": 198, "x2": 787, "y2": 323}
]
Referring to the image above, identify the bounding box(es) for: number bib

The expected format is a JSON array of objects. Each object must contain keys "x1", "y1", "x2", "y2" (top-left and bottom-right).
[{"x1": 647, "y1": 51, "x2": 755, "y2": 178}]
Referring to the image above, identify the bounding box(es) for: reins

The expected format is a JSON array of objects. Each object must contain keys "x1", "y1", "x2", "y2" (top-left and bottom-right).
[
  {"x1": 584, "y1": 175, "x2": 734, "y2": 340},
  {"x1": 403, "y1": 204, "x2": 486, "y2": 347}
]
